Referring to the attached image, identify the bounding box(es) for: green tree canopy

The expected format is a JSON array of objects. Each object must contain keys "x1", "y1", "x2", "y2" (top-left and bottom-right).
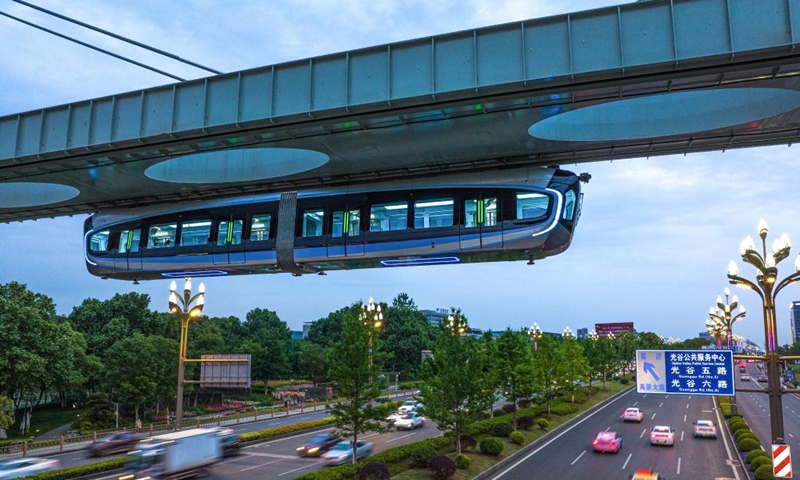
[
  {"x1": 307, "y1": 307, "x2": 347, "y2": 347},
  {"x1": 493, "y1": 329, "x2": 536, "y2": 428},
  {"x1": 382, "y1": 293, "x2": 436, "y2": 379}
]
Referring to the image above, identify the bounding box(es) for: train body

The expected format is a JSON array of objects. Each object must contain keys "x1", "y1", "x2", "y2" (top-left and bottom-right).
[{"x1": 84, "y1": 167, "x2": 583, "y2": 281}]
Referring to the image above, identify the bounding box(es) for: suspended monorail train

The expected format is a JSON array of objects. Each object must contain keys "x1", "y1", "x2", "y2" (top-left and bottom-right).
[{"x1": 84, "y1": 167, "x2": 584, "y2": 281}]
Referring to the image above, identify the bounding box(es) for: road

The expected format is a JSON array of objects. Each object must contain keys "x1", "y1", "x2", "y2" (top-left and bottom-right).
[
  {"x1": 735, "y1": 360, "x2": 800, "y2": 473},
  {"x1": 488, "y1": 389, "x2": 745, "y2": 480}
]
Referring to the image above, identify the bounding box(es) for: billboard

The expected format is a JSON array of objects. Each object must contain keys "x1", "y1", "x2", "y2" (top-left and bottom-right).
[
  {"x1": 200, "y1": 354, "x2": 251, "y2": 389},
  {"x1": 595, "y1": 322, "x2": 634, "y2": 337}
]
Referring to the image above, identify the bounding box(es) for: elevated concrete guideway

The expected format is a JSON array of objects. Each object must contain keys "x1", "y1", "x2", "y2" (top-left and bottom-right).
[{"x1": 1, "y1": 0, "x2": 800, "y2": 222}]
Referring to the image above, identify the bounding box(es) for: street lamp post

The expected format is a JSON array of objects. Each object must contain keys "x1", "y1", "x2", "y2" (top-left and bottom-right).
[
  {"x1": 709, "y1": 288, "x2": 746, "y2": 350},
  {"x1": 447, "y1": 308, "x2": 468, "y2": 336},
  {"x1": 704, "y1": 317, "x2": 726, "y2": 349},
  {"x1": 529, "y1": 322, "x2": 543, "y2": 351},
  {"x1": 562, "y1": 326, "x2": 574, "y2": 339},
  {"x1": 361, "y1": 297, "x2": 383, "y2": 378},
  {"x1": 168, "y1": 278, "x2": 205, "y2": 430},
  {"x1": 727, "y1": 220, "x2": 800, "y2": 444}
]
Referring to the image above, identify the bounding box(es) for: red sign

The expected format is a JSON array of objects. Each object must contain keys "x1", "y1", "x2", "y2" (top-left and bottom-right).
[
  {"x1": 595, "y1": 322, "x2": 634, "y2": 337},
  {"x1": 773, "y1": 444, "x2": 792, "y2": 478}
]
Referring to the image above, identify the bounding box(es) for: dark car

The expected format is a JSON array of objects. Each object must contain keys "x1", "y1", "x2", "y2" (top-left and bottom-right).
[
  {"x1": 87, "y1": 432, "x2": 139, "y2": 457},
  {"x1": 296, "y1": 433, "x2": 342, "y2": 457},
  {"x1": 213, "y1": 428, "x2": 242, "y2": 456}
]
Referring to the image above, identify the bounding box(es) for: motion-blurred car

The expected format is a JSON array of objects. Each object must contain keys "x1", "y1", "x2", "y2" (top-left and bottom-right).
[
  {"x1": 321, "y1": 440, "x2": 373, "y2": 466},
  {"x1": 0, "y1": 458, "x2": 60, "y2": 479},
  {"x1": 592, "y1": 431, "x2": 622, "y2": 453},
  {"x1": 629, "y1": 468, "x2": 665, "y2": 480},
  {"x1": 757, "y1": 374, "x2": 767, "y2": 382},
  {"x1": 649, "y1": 426, "x2": 675, "y2": 446},
  {"x1": 394, "y1": 412, "x2": 424, "y2": 430},
  {"x1": 692, "y1": 420, "x2": 717, "y2": 439},
  {"x1": 386, "y1": 410, "x2": 405, "y2": 424},
  {"x1": 296, "y1": 433, "x2": 342, "y2": 457},
  {"x1": 213, "y1": 427, "x2": 242, "y2": 456},
  {"x1": 740, "y1": 374, "x2": 751, "y2": 382},
  {"x1": 621, "y1": 407, "x2": 644, "y2": 422},
  {"x1": 398, "y1": 400, "x2": 423, "y2": 413},
  {"x1": 87, "y1": 432, "x2": 139, "y2": 457}
]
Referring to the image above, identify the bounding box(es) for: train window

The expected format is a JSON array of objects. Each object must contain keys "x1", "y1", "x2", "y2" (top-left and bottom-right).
[
  {"x1": 148, "y1": 223, "x2": 177, "y2": 248},
  {"x1": 89, "y1": 230, "x2": 111, "y2": 252},
  {"x1": 250, "y1": 214, "x2": 272, "y2": 241},
  {"x1": 302, "y1": 210, "x2": 324, "y2": 238},
  {"x1": 464, "y1": 197, "x2": 497, "y2": 227},
  {"x1": 332, "y1": 210, "x2": 361, "y2": 237},
  {"x1": 516, "y1": 193, "x2": 549, "y2": 220},
  {"x1": 118, "y1": 229, "x2": 141, "y2": 253},
  {"x1": 370, "y1": 202, "x2": 408, "y2": 232},
  {"x1": 217, "y1": 219, "x2": 243, "y2": 246},
  {"x1": 180, "y1": 220, "x2": 212, "y2": 246},
  {"x1": 563, "y1": 189, "x2": 577, "y2": 220},
  {"x1": 414, "y1": 198, "x2": 453, "y2": 229}
]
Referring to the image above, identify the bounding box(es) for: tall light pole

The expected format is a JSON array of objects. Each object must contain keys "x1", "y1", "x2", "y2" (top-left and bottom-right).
[
  {"x1": 727, "y1": 220, "x2": 800, "y2": 444},
  {"x1": 361, "y1": 297, "x2": 383, "y2": 378},
  {"x1": 169, "y1": 278, "x2": 205, "y2": 430},
  {"x1": 447, "y1": 308, "x2": 468, "y2": 336},
  {"x1": 705, "y1": 317, "x2": 726, "y2": 349},
  {"x1": 562, "y1": 326, "x2": 574, "y2": 339},
  {"x1": 529, "y1": 322, "x2": 543, "y2": 350},
  {"x1": 709, "y1": 288, "x2": 746, "y2": 350}
]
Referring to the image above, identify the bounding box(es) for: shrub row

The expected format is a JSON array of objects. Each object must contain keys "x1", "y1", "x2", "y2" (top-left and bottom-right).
[
  {"x1": 722, "y1": 409, "x2": 775, "y2": 480},
  {"x1": 27, "y1": 456, "x2": 129, "y2": 480},
  {"x1": 239, "y1": 417, "x2": 335, "y2": 442}
]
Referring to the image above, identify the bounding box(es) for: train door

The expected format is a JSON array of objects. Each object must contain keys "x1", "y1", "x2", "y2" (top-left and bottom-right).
[
  {"x1": 328, "y1": 207, "x2": 365, "y2": 257},
  {"x1": 213, "y1": 217, "x2": 245, "y2": 265},
  {"x1": 114, "y1": 228, "x2": 142, "y2": 271},
  {"x1": 460, "y1": 194, "x2": 501, "y2": 250}
]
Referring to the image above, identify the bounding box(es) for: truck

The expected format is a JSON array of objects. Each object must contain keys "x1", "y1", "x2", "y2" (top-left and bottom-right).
[{"x1": 120, "y1": 428, "x2": 222, "y2": 480}]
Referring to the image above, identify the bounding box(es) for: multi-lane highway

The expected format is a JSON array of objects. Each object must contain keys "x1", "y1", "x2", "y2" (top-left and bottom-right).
[
  {"x1": 489, "y1": 389, "x2": 745, "y2": 480},
  {"x1": 735, "y1": 360, "x2": 800, "y2": 473}
]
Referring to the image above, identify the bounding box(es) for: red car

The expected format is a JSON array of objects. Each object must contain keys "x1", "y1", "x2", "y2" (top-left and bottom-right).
[{"x1": 592, "y1": 431, "x2": 622, "y2": 453}]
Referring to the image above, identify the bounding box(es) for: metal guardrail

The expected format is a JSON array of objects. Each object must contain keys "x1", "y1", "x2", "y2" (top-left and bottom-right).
[{"x1": 0, "y1": 389, "x2": 416, "y2": 460}]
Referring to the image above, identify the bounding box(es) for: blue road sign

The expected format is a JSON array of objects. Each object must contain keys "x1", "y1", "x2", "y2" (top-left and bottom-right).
[{"x1": 636, "y1": 349, "x2": 734, "y2": 396}]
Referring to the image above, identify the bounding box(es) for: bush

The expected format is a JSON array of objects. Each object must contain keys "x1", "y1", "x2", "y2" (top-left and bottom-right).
[
  {"x1": 358, "y1": 462, "x2": 390, "y2": 480},
  {"x1": 26, "y1": 457, "x2": 128, "y2": 480},
  {"x1": 729, "y1": 419, "x2": 747, "y2": 430},
  {"x1": 619, "y1": 378, "x2": 630, "y2": 385},
  {"x1": 549, "y1": 403, "x2": 579, "y2": 416},
  {"x1": 736, "y1": 432, "x2": 759, "y2": 444},
  {"x1": 501, "y1": 403, "x2": 517, "y2": 414},
  {"x1": 517, "y1": 415, "x2": 534, "y2": 430},
  {"x1": 731, "y1": 423, "x2": 751, "y2": 435},
  {"x1": 427, "y1": 455, "x2": 457, "y2": 480},
  {"x1": 492, "y1": 408, "x2": 506, "y2": 417},
  {"x1": 750, "y1": 456, "x2": 773, "y2": 472},
  {"x1": 518, "y1": 399, "x2": 533, "y2": 408},
  {"x1": 491, "y1": 421, "x2": 513, "y2": 437},
  {"x1": 509, "y1": 431, "x2": 525, "y2": 445},
  {"x1": 458, "y1": 434, "x2": 477, "y2": 451},
  {"x1": 746, "y1": 449, "x2": 772, "y2": 464},
  {"x1": 738, "y1": 438, "x2": 762, "y2": 452},
  {"x1": 411, "y1": 445, "x2": 437, "y2": 468},
  {"x1": 754, "y1": 463, "x2": 776, "y2": 480},
  {"x1": 536, "y1": 418, "x2": 550, "y2": 430},
  {"x1": 239, "y1": 417, "x2": 335, "y2": 442},
  {"x1": 454, "y1": 454, "x2": 471, "y2": 469},
  {"x1": 479, "y1": 438, "x2": 504, "y2": 456}
]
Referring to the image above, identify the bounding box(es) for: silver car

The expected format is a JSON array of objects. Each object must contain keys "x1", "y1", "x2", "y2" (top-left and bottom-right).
[
  {"x1": 0, "y1": 458, "x2": 61, "y2": 479},
  {"x1": 321, "y1": 440, "x2": 373, "y2": 466}
]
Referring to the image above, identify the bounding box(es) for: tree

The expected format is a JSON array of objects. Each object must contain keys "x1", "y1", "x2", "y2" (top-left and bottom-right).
[
  {"x1": 297, "y1": 342, "x2": 330, "y2": 384},
  {"x1": 0, "y1": 396, "x2": 14, "y2": 434},
  {"x1": 615, "y1": 331, "x2": 637, "y2": 375},
  {"x1": 420, "y1": 310, "x2": 494, "y2": 455},
  {"x1": 328, "y1": 303, "x2": 389, "y2": 464},
  {"x1": 238, "y1": 308, "x2": 291, "y2": 390},
  {"x1": 531, "y1": 335, "x2": 562, "y2": 413},
  {"x1": 492, "y1": 329, "x2": 536, "y2": 428},
  {"x1": 559, "y1": 336, "x2": 589, "y2": 402},
  {"x1": 307, "y1": 307, "x2": 347, "y2": 347},
  {"x1": 382, "y1": 294, "x2": 436, "y2": 379}
]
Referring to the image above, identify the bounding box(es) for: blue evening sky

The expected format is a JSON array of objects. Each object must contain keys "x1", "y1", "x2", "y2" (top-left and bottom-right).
[{"x1": 1, "y1": 0, "x2": 798, "y2": 346}]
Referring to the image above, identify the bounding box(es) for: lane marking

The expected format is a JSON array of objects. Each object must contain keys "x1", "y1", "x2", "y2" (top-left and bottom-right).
[
  {"x1": 633, "y1": 401, "x2": 639, "y2": 406},
  {"x1": 571, "y1": 450, "x2": 586, "y2": 465},
  {"x1": 492, "y1": 389, "x2": 635, "y2": 480},
  {"x1": 683, "y1": 414, "x2": 687, "y2": 422},
  {"x1": 246, "y1": 452, "x2": 299, "y2": 459},
  {"x1": 651, "y1": 413, "x2": 657, "y2": 420},
  {"x1": 789, "y1": 433, "x2": 795, "y2": 438},
  {"x1": 278, "y1": 462, "x2": 318, "y2": 476},
  {"x1": 640, "y1": 429, "x2": 647, "y2": 438},
  {"x1": 659, "y1": 402, "x2": 664, "y2": 408},
  {"x1": 680, "y1": 431, "x2": 685, "y2": 442},
  {"x1": 239, "y1": 458, "x2": 283, "y2": 472},
  {"x1": 686, "y1": 403, "x2": 690, "y2": 409},
  {"x1": 677, "y1": 457, "x2": 682, "y2": 475},
  {"x1": 387, "y1": 432, "x2": 417, "y2": 443},
  {"x1": 622, "y1": 453, "x2": 632, "y2": 470}
]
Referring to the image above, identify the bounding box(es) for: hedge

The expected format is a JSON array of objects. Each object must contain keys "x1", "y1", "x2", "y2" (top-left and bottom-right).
[
  {"x1": 754, "y1": 463, "x2": 776, "y2": 480},
  {"x1": 358, "y1": 462, "x2": 390, "y2": 480},
  {"x1": 750, "y1": 456, "x2": 773, "y2": 472},
  {"x1": 411, "y1": 445, "x2": 437, "y2": 468},
  {"x1": 738, "y1": 438, "x2": 762, "y2": 452},
  {"x1": 239, "y1": 417, "x2": 335, "y2": 442},
  {"x1": 26, "y1": 457, "x2": 129, "y2": 480},
  {"x1": 746, "y1": 449, "x2": 771, "y2": 464}
]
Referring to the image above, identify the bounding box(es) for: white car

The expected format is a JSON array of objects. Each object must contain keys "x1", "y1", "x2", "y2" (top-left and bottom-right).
[
  {"x1": 386, "y1": 410, "x2": 405, "y2": 424},
  {"x1": 321, "y1": 440, "x2": 373, "y2": 466},
  {"x1": 0, "y1": 458, "x2": 61, "y2": 479},
  {"x1": 621, "y1": 407, "x2": 644, "y2": 422},
  {"x1": 398, "y1": 400, "x2": 423, "y2": 412},
  {"x1": 693, "y1": 420, "x2": 717, "y2": 439},
  {"x1": 394, "y1": 412, "x2": 424, "y2": 430},
  {"x1": 649, "y1": 426, "x2": 675, "y2": 446}
]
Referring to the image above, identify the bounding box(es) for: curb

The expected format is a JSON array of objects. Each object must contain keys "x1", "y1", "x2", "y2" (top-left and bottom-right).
[{"x1": 473, "y1": 386, "x2": 635, "y2": 480}]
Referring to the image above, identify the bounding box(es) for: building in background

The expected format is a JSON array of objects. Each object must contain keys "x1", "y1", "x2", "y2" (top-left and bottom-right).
[
  {"x1": 420, "y1": 308, "x2": 449, "y2": 328},
  {"x1": 790, "y1": 302, "x2": 800, "y2": 345},
  {"x1": 577, "y1": 328, "x2": 588, "y2": 339}
]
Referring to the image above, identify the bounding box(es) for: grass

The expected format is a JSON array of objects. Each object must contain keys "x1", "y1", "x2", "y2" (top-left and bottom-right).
[
  {"x1": 391, "y1": 380, "x2": 631, "y2": 480},
  {"x1": 6, "y1": 406, "x2": 89, "y2": 440}
]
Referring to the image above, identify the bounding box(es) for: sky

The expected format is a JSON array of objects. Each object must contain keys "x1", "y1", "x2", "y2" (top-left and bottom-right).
[{"x1": 1, "y1": 0, "x2": 799, "y2": 346}]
